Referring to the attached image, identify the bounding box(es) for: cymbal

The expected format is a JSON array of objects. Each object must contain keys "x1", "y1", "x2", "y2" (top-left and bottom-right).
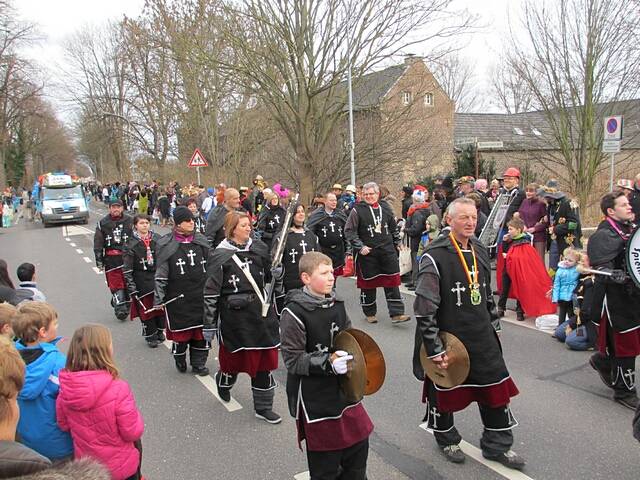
[
  {"x1": 346, "y1": 328, "x2": 386, "y2": 395},
  {"x1": 334, "y1": 330, "x2": 367, "y2": 403},
  {"x1": 420, "y1": 332, "x2": 470, "y2": 388}
]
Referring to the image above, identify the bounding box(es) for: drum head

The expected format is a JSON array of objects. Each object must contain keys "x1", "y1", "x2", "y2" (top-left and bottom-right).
[
  {"x1": 334, "y1": 330, "x2": 366, "y2": 402},
  {"x1": 420, "y1": 332, "x2": 470, "y2": 388},
  {"x1": 626, "y1": 227, "x2": 640, "y2": 289}
]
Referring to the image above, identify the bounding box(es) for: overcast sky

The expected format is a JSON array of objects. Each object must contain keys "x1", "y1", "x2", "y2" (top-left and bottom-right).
[{"x1": 15, "y1": 0, "x2": 523, "y2": 119}]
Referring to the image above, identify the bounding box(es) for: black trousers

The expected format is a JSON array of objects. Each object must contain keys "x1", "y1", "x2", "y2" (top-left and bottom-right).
[
  {"x1": 557, "y1": 300, "x2": 573, "y2": 325},
  {"x1": 141, "y1": 317, "x2": 165, "y2": 339},
  {"x1": 498, "y1": 272, "x2": 523, "y2": 316},
  {"x1": 359, "y1": 287, "x2": 404, "y2": 317},
  {"x1": 595, "y1": 323, "x2": 637, "y2": 398},
  {"x1": 216, "y1": 370, "x2": 276, "y2": 411},
  {"x1": 172, "y1": 339, "x2": 208, "y2": 368},
  {"x1": 306, "y1": 438, "x2": 369, "y2": 480},
  {"x1": 425, "y1": 383, "x2": 516, "y2": 456}
]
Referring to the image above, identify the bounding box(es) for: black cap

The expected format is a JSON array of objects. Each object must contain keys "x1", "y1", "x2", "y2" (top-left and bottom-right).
[
  {"x1": 173, "y1": 206, "x2": 194, "y2": 225},
  {"x1": 109, "y1": 199, "x2": 123, "y2": 207}
]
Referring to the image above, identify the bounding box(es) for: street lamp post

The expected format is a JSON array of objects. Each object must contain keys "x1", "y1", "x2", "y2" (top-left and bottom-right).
[{"x1": 345, "y1": 4, "x2": 356, "y2": 187}]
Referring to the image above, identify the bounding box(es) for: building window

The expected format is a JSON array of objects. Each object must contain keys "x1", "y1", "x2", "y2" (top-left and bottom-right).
[
  {"x1": 424, "y1": 92, "x2": 434, "y2": 106},
  {"x1": 513, "y1": 127, "x2": 524, "y2": 135},
  {"x1": 401, "y1": 91, "x2": 412, "y2": 105}
]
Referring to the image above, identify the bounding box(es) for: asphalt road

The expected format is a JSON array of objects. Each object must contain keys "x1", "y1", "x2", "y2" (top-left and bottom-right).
[{"x1": 1, "y1": 205, "x2": 638, "y2": 480}]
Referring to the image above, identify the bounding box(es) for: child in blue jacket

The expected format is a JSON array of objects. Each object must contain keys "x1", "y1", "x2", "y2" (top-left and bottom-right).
[
  {"x1": 13, "y1": 301, "x2": 73, "y2": 461},
  {"x1": 552, "y1": 248, "x2": 581, "y2": 326}
]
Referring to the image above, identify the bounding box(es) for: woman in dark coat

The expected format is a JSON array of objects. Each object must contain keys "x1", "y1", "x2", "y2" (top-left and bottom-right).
[{"x1": 517, "y1": 183, "x2": 548, "y2": 264}]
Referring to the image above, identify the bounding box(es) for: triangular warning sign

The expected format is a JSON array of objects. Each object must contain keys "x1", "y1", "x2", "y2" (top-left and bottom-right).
[{"x1": 188, "y1": 148, "x2": 208, "y2": 167}]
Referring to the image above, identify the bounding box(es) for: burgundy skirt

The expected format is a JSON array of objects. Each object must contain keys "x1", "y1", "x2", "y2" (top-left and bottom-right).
[
  {"x1": 356, "y1": 266, "x2": 401, "y2": 289},
  {"x1": 105, "y1": 268, "x2": 126, "y2": 291},
  {"x1": 130, "y1": 293, "x2": 164, "y2": 322},
  {"x1": 422, "y1": 377, "x2": 519, "y2": 413},
  {"x1": 597, "y1": 315, "x2": 640, "y2": 357},
  {"x1": 218, "y1": 343, "x2": 278, "y2": 377},
  {"x1": 165, "y1": 326, "x2": 204, "y2": 343}
]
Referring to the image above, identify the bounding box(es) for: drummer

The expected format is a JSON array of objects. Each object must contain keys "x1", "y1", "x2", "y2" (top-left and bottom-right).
[
  {"x1": 280, "y1": 251, "x2": 373, "y2": 480},
  {"x1": 412, "y1": 198, "x2": 525, "y2": 470}
]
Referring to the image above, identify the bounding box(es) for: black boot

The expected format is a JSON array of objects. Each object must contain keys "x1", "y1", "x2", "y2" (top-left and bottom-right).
[
  {"x1": 174, "y1": 357, "x2": 187, "y2": 373},
  {"x1": 590, "y1": 353, "x2": 613, "y2": 389}
]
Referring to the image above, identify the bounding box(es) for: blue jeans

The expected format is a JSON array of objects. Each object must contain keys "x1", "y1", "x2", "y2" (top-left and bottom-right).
[
  {"x1": 554, "y1": 320, "x2": 590, "y2": 350},
  {"x1": 549, "y1": 240, "x2": 560, "y2": 271}
]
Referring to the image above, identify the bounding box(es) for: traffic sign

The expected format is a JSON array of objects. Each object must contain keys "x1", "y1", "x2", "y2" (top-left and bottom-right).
[
  {"x1": 604, "y1": 115, "x2": 623, "y2": 141},
  {"x1": 188, "y1": 148, "x2": 208, "y2": 168},
  {"x1": 603, "y1": 140, "x2": 621, "y2": 153}
]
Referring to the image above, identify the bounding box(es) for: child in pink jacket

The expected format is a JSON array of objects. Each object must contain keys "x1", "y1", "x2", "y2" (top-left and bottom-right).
[{"x1": 56, "y1": 324, "x2": 144, "y2": 480}]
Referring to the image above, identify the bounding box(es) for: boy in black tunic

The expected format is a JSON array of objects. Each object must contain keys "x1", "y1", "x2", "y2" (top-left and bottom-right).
[{"x1": 281, "y1": 252, "x2": 373, "y2": 480}]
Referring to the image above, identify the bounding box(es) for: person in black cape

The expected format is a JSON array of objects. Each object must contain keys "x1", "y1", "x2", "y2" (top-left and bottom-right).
[
  {"x1": 123, "y1": 214, "x2": 165, "y2": 348},
  {"x1": 412, "y1": 197, "x2": 525, "y2": 469},
  {"x1": 154, "y1": 206, "x2": 210, "y2": 375},
  {"x1": 93, "y1": 199, "x2": 134, "y2": 320},
  {"x1": 587, "y1": 191, "x2": 640, "y2": 410},
  {"x1": 203, "y1": 210, "x2": 281, "y2": 424}
]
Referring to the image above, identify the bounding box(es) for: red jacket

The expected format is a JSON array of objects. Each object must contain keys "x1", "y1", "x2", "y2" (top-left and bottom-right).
[{"x1": 56, "y1": 370, "x2": 144, "y2": 480}]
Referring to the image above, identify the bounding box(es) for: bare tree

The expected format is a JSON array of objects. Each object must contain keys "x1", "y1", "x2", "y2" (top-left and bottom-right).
[
  {"x1": 488, "y1": 56, "x2": 537, "y2": 114},
  {"x1": 217, "y1": 0, "x2": 475, "y2": 200},
  {"x1": 507, "y1": 0, "x2": 640, "y2": 207},
  {"x1": 61, "y1": 23, "x2": 132, "y2": 179},
  {"x1": 430, "y1": 52, "x2": 484, "y2": 112}
]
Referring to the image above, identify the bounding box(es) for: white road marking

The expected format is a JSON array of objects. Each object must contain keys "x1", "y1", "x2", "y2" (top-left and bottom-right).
[
  {"x1": 69, "y1": 242, "x2": 76, "y2": 247},
  {"x1": 196, "y1": 375, "x2": 243, "y2": 412},
  {"x1": 419, "y1": 423, "x2": 534, "y2": 480},
  {"x1": 65, "y1": 237, "x2": 70, "y2": 242},
  {"x1": 82, "y1": 257, "x2": 92, "y2": 263},
  {"x1": 62, "y1": 225, "x2": 94, "y2": 236},
  {"x1": 76, "y1": 248, "x2": 83, "y2": 254},
  {"x1": 92, "y1": 267, "x2": 102, "y2": 275},
  {"x1": 161, "y1": 341, "x2": 241, "y2": 411},
  {"x1": 294, "y1": 472, "x2": 310, "y2": 480}
]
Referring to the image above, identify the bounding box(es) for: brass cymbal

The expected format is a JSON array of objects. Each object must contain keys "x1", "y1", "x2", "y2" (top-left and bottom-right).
[
  {"x1": 334, "y1": 330, "x2": 367, "y2": 402},
  {"x1": 420, "y1": 332, "x2": 470, "y2": 388},
  {"x1": 346, "y1": 328, "x2": 386, "y2": 395}
]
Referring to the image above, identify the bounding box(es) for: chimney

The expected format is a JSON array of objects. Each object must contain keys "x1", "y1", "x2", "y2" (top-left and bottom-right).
[{"x1": 404, "y1": 53, "x2": 420, "y2": 65}]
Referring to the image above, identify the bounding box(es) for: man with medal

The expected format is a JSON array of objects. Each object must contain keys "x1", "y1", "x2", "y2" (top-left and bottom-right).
[
  {"x1": 344, "y1": 182, "x2": 409, "y2": 324},
  {"x1": 412, "y1": 198, "x2": 525, "y2": 469}
]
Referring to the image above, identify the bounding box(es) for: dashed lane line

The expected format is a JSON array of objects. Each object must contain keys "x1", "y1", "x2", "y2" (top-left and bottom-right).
[
  {"x1": 76, "y1": 249, "x2": 83, "y2": 254},
  {"x1": 293, "y1": 472, "x2": 310, "y2": 479},
  {"x1": 161, "y1": 340, "x2": 242, "y2": 412},
  {"x1": 69, "y1": 242, "x2": 76, "y2": 247},
  {"x1": 82, "y1": 257, "x2": 92, "y2": 263},
  {"x1": 92, "y1": 267, "x2": 102, "y2": 275},
  {"x1": 419, "y1": 423, "x2": 535, "y2": 480}
]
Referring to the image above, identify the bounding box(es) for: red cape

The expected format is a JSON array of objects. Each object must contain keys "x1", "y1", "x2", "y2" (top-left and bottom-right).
[
  {"x1": 505, "y1": 243, "x2": 556, "y2": 317},
  {"x1": 496, "y1": 244, "x2": 506, "y2": 294}
]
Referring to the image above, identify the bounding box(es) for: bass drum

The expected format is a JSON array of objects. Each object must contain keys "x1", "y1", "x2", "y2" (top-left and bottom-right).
[{"x1": 625, "y1": 226, "x2": 640, "y2": 289}]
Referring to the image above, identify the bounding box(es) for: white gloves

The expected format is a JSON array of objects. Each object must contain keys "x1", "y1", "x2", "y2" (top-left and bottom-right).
[{"x1": 331, "y1": 350, "x2": 353, "y2": 375}]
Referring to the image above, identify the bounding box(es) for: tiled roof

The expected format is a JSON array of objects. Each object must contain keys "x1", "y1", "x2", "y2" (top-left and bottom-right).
[
  {"x1": 339, "y1": 64, "x2": 407, "y2": 110},
  {"x1": 455, "y1": 99, "x2": 640, "y2": 150}
]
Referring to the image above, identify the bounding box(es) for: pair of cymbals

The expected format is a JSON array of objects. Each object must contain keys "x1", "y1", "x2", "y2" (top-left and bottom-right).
[
  {"x1": 334, "y1": 328, "x2": 386, "y2": 402},
  {"x1": 419, "y1": 332, "x2": 470, "y2": 388}
]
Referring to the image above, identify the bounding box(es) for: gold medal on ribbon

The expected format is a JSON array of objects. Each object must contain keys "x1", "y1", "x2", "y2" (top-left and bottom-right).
[{"x1": 449, "y1": 233, "x2": 482, "y2": 306}]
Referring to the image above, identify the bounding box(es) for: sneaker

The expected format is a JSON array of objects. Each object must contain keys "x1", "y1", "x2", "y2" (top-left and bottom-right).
[
  {"x1": 255, "y1": 409, "x2": 282, "y2": 424},
  {"x1": 366, "y1": 316, "x2": 378, "y2": 324},
  {"x1": 440, "y1": 444, "x2": 465, "y2": 464},
  {"x1": 391, "y1": 314, "x2": 410, "y2": 324},
  {"x1": 408, "y1": 285, "x2": 417, "y2": 291},
  {"x1": 483, "y1": 450, "x2": 526, "y2": 470},
  {"x1": 174, "y1": 358, "x2": 187, "y2": 373},
  {"x1": 146, "y1": 337, "x2": 159, "y2": 349},
  {"x1": 156, "y1": 330, "x2": 166, "y2": 342},
  {"x1": 192, "y1": 366, "x2": 210, "y2": 376},
  {"x1": 496, "y1": 307, "x2": 505, "y2": 318},
  {"x1": 516, "y1": 313, "x2": 525, "y2": 322},
  {"x1": 589, "y1": 355, "x2": 613, "y2": 389},
  {"x1": 615, "y1": 394, "x2": 639, "y2": 410}
]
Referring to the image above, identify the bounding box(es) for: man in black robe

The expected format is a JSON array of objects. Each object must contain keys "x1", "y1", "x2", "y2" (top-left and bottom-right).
[
  {"x1": 588, "y1": 191, "x2": 640, "y2": 410},
  {"x1": 412, "y1": 197, "x2": 525, "y2": 469},
  {"x1": 344, "y1": 182, "x2": 408, "y2": 324},
  {"x1": 93, "y1": 199, "x2": 134, "y2": 320}
]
